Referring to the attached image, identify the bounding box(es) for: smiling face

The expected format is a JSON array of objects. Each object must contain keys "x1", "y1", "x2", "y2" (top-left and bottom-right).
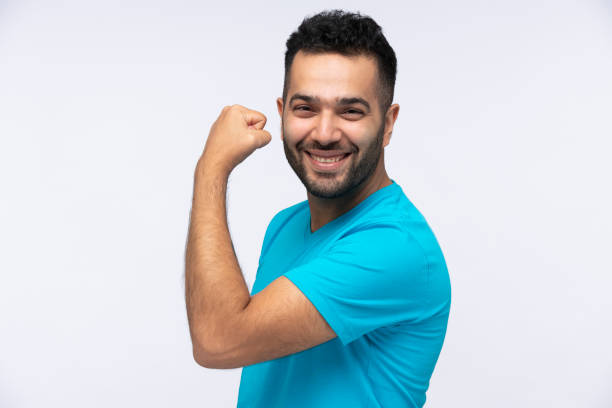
[{"x1": 277, "y1": 51, "x2": 393, "y2": 199}]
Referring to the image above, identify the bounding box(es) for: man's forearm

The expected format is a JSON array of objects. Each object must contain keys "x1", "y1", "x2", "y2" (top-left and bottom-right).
[{"x1": 184, "y1": 162, "x2": 251, "y2": 354}]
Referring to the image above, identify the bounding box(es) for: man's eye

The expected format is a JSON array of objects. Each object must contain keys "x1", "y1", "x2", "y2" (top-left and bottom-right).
[
  {"x1": 295, "y1": 106, "x2": 311, "y2": 111},
  {"x1": 345, "y1": 109, "x2": 363, "y2": 115}
]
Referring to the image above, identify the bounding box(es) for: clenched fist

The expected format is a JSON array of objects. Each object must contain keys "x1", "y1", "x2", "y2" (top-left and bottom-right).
[{"x1": 197, "y1": 104, "x2": 272, "y2": 177}]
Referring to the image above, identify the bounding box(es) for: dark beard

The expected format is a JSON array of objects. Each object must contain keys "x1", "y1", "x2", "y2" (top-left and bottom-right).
[{"x1": 282, "y1": 121, "x2": 385, "y2": 199}]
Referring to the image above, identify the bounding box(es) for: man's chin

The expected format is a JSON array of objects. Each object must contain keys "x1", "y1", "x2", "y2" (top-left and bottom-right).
[{"x1": 304, "y1": 175, "x2": 351, "y2": 199}]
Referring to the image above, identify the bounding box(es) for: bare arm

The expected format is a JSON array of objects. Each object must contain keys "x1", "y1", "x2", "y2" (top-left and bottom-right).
[
  {"x1": 184, "y1": 163, "x2": 252, "y2": 364},
  {"x1": 184, "y1": 105, "x2": 336, "y2": 369}
]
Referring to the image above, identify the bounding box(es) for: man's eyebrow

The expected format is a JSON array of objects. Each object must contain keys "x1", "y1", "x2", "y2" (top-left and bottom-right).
[{"x1": 289, "y1": 93, "x2": 371, "y2": 111}]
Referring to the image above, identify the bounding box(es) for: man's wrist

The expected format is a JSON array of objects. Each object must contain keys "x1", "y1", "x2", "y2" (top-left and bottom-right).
[
  {"x1": 192, "y1": 159, "x2": 230, "y2": 209},
  {"x1": 195, "y1": 158, "x2": 230, "y2": 183}
]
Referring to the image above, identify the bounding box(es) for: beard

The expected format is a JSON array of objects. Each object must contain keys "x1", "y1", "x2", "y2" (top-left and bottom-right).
[{"x1": 282, "y1": 120, "x2": 385, "y2": 199}]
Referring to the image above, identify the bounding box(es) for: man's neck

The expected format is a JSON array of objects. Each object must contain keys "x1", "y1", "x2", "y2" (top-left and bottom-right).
[{"x1": 307, "y1": 171, "x2": 392, "y2": 234}]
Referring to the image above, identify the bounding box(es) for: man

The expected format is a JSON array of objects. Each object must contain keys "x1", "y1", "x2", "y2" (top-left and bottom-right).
[{"x1": 185, "y1": 9, "x2": 451, "y2": 408}]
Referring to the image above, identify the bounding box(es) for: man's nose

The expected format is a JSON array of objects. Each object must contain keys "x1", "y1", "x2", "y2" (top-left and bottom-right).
[{"x1": 311, "y1": 110, "x2": 341, "y2": 145}]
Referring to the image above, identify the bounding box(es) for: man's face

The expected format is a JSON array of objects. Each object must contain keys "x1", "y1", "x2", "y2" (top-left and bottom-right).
[{"x1": 278, "y1": 51, "x2": 388, "y2": 199}]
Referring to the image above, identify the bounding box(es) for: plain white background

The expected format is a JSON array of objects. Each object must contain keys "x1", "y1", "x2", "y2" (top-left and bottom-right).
[{"x1": 1, "y1": 0, "x2": 611, "y2": 406}]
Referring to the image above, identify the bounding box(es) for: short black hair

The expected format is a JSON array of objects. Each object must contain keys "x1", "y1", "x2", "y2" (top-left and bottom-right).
[{"x1": 283, "y1": 9, "x2": 397, "y2": 115}]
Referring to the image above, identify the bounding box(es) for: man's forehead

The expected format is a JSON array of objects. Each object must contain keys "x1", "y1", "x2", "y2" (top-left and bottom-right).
[{"x1": 287, "y1": 51, "x2": 379, "y2": 108}]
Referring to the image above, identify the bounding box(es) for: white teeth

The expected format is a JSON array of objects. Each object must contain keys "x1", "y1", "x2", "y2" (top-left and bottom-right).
[{"x1": 311, "y1": 154, "x2": 346, "y2": 163}]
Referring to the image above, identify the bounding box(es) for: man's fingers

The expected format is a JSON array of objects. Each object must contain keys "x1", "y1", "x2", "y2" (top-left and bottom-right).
[
  {"x1": 232, "y1": 105, "x2": 266, "y2": 130},
  {"x1": 248, "y1": 129, "x2": 272, "y2": 148}
]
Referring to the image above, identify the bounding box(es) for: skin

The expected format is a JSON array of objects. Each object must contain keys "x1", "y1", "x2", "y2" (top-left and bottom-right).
[
  {"x1": 278, "y1": 51, "x2": 400, "y2": 232},
  {"x1": 185, "y1": 50, "x2": 400, "y2": 369}
]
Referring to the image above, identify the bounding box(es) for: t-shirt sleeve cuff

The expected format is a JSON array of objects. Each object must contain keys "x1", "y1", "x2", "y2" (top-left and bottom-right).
[{"x1": 283, "y1": 270, "x2": 354, "y2": 347}]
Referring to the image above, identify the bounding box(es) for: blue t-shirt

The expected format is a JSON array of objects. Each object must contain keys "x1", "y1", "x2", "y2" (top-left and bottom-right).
[{"x1": 237, "y1": 179, "x2": 451, "y2": 408}]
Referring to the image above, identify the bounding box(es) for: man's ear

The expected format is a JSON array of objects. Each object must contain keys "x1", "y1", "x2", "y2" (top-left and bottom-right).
[
  {"x1": 276, "y1": 97, "x2": 284, "y2": 141},
  {"x1": 383, "y1": 103, "x2": 400, "y2": 148}
]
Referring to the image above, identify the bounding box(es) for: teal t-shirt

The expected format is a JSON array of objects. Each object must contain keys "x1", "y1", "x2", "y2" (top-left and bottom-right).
[{"x1": 236, "y1": 179, "x2": 451, "y2": 408}]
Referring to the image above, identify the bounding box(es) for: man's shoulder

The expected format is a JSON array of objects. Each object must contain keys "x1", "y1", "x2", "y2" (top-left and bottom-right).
[
  {"x1": 340, "y1": 193, "x2": 445, "y2": 263},
  {"x1": 343, "y1": 190, "x2": 423, "y2": 236},
  {"x1": 267, "y1": 199, "x2": 309, "y2": 231}
]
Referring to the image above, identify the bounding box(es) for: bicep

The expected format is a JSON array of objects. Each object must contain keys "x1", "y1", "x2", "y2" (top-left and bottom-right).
[{"x1": 202, "y1": 275, "x2": 337, "y2": 369}]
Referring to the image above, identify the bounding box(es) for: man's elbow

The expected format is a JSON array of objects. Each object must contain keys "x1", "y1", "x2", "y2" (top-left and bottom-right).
[
  {"x1": 192, "y1": 342, "x2": 210, "y2": 367},
  {"x1": 193, "y1": 343, "x2": 222, "y2": 368},
  {"x1": 189, "y1": 315, "x2": 241, "y2": 369},
  {"x1": 192, "y1": 337, "x2": 226, "y2": 369}
]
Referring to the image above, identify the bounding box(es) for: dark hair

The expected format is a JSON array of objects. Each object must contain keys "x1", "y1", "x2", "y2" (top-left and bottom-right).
[{"x1": 283, "y1": 9, "x2": 397, "y2": 115}]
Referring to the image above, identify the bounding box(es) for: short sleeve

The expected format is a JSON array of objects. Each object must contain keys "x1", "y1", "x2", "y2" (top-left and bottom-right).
[{"x1": 283, "y1": 221, "x2": 431, "y2": 346}]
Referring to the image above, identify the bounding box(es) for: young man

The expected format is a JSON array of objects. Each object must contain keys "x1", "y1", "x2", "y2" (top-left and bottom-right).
[{"x1": 185, "y1": 9, "x2": 451, "y2": 408}]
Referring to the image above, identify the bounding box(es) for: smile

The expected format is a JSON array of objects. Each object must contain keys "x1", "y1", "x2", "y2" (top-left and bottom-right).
[{"x1": 305, "y1": 151, "x2": 351, "y2": 172}]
